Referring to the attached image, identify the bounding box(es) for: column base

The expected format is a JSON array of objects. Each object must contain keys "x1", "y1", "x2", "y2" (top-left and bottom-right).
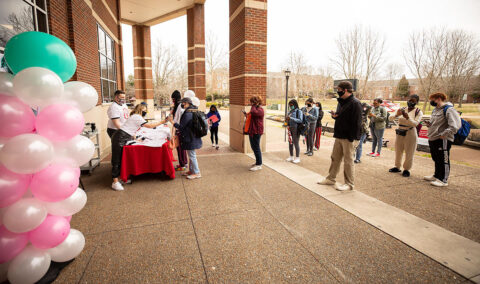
[{"x1": 229, "y1": 104, "x2": 266, "y2": 153}]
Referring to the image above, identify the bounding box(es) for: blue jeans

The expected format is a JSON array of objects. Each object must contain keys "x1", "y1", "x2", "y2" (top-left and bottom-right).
[
  {"x1": 249, "y1": 134, "x2": 262, "y2": 165},
  {"x1": 187, "y1": 150, "x2": 200, "y2": 174},
  {"x1": 355, "y1": 133, "x2": 367, "y2": 161},
  {"x1": 370, "y1": 127, "x2": 385, "y2": 154}
]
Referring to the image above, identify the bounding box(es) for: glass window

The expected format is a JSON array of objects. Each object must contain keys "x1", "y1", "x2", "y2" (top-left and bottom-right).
[
  {"x1": 36, "y1": 11, "x2": 47, "y2": 33},
  {"x1": 0, "y1": 0, "x2": 35, "y2": 48},
  {"x1": 98, "y1": 25, "x2": 116, "y2": 103},
  {"x1": 35, "y1": 0, "x2": 46, "y2": 11}
]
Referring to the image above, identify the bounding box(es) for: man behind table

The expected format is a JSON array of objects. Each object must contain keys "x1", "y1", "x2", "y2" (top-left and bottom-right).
[{"x1": 107, "y1": 90, "x2": 129, "y2": 138}]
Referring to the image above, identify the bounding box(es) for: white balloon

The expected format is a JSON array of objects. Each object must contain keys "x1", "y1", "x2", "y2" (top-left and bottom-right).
[
  {"x1": 63, "y1": 81, "x2": 98, "y2": 112},
  {"x1": 13, "y1": 67, "x2": 64, "y2": 108},
  {"x1": 0, "y1": 72, "x2": 14, "y2": 96},
  {"x1": 0, "y1": 261, "x2": 9, "y2": 283},
  {"x1": 53, "y1": 135, "x2": 95, "y2": 167},
  {"x1": 3, "y1": 198, "x2": 47, "y2": 233},
  {"x1": 43, "y1": 188, "x2": 87, "y2": 216},
  {"x1": 7, "y1": 245, "x2": 51, "y2": 284},
  {"x1": 184, "y1": 90, "x2": 195, "y2": 98},
  {"x1": 191, "y1": 97, "x2": 200, "y2": 107},
  {"x1": 0, "y1": 134, "x2": 54, "y2": 174},
  {"x1": 48, "y1": 229, "x2": 85, "y2": 262}
]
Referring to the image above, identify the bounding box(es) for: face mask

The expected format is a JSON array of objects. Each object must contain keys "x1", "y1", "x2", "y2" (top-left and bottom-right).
[
  {"x1": 430, "y1": 100, "x2": 437, "y2": 107},
  {"x1": 337, "y1": 90, "x2": 345, "y2": 96},
  {"x1": 181, "y1": 104, "x2": 185, "y2": 109},
  {"x1": 142, "y1": 111, "x2": 147, "y2": 117},
  {"x1": 407, "y1": 101, "x2": 416, "y2": 108},
  {"x1": 118, "y1": 99, "x2": 125, "y2": 104},
  {"x1": 290, "y1": 105, "x2": 294, "y2": 110},
  {"x1": 307, "y1": 104, "x2": 312, "y2": 107}
]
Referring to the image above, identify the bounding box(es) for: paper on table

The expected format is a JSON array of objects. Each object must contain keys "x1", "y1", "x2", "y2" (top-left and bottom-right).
[{"x1": 128, "y1": 125, "x2": 171, "y2": 147}]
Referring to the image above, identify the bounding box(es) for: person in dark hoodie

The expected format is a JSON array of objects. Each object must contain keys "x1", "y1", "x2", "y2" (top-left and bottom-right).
[
  {"x1": 171, "y1": 90, "x2": 188, "y2": 172},
  {"x1": 206, "y1": 104, "x2": 221, "y2": 149},
  {"x1": 169, "y1": 97, "x2": 202, "y2": 180},
  {"x1": 318, "y1": 81, "x2": 362, "y2": 191}
]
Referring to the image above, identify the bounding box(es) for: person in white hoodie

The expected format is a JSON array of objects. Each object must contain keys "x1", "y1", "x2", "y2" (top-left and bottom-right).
[{"x1": 423, "y1": 92, "x2": 461, "y2": 187}]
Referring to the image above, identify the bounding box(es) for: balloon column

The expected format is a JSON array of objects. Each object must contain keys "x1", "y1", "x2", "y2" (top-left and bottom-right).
[{"x1": 0, "y1": 32, "x2": 96, "y2": 284}]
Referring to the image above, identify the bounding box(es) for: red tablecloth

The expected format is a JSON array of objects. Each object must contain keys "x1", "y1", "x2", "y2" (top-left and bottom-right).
[{"x1": 120, "y1": 142, "x2": 175, "y2": 182}]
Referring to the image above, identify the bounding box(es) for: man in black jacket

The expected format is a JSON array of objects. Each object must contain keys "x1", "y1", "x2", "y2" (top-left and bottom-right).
[{"x1": 318, "y1": 81, "x2": 362, "y2": 191}]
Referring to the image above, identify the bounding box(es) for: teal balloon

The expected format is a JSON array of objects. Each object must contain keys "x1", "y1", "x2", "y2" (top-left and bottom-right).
[{"x1": 4, "y1": 31, "x2": 77, "y2": 82}]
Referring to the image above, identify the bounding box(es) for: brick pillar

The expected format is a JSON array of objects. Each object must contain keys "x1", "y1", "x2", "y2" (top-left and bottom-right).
[
  {"x1": 229, "y1": 0, "x2": 267, "y2": 153},
  {"x1": 132, "y1": 25, "x2": 154, "y2": 114},
  {"x1": 187, "y1": 4, "x2": 206, "y2": 111}
]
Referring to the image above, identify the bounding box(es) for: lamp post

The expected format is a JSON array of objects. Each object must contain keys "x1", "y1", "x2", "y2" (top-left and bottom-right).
[{"x1": 284, "y1": 69, "x2": 291, "y2": 142}]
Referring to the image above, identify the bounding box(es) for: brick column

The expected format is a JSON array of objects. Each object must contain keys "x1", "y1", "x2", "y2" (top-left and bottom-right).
[
  {"x1": 132, "y1": 25, "x2": 154, "y2": 114},
  {"x1": 187, "y1": 4, "x2": 206, "y2": 111},
  {"x1": 229, "y1": 0, "x2": 267, "y2": 153}
]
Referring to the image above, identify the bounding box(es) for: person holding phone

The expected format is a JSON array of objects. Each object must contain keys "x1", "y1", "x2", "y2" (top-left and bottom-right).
[
  {"x1": 244, "y1": 96, "x2": 264, "y2": 171},
  {"x1": 367, "y1": 98, "x2": 387, "y2": 157},
  {"x1": 285, "y1": 99, "x2": 303, "y2": 163}
]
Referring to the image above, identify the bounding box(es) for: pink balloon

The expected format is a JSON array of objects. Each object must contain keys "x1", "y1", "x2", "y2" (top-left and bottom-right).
[
  {"x1": 28, "y1": 215, "x2": 70, "y2": 249},
  {"x1": 0, "y1": 225, "x2": 28, "y2": 263},
  {"x1": 64, "y1": 216, "x2": 72, "y2": 222},
  {"x1": 0, "y1": 165, "x2": 31, "y2": 208},
  {"x1": 0, "y1": 94, "x2": 36, "y2": 137},
  {"x1": 36, "y1": 103, "x2": 84, "y2": 141},
  {"x1": 30, "y1": 164, "x2": 79, "y2": 202}
]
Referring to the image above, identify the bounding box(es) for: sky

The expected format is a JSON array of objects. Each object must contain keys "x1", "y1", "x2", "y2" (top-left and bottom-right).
[{"x1": 121, "y1": 0, "x2": 480, "y2": 80}]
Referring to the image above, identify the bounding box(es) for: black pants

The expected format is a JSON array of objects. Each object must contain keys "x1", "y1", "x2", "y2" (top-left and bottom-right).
[
  {"x1": 107, "y1": 128, "x2": 117, "y2": 138},
  {"x1": 288, "y1": 126, "x2": 300, "y2": 157},
  {"x1": 111, "y1": 130, "x2": 132, "y2": 178},
  {"x1": 210, "y1": 126, "x2": 218, "y2": 144},
  {"x1": 429, "y1": 139, "x2": 452, "y2": 183},
  {"x1": 249, "y1": 134, "x2": 262, "y2": 166},
  {"x1": 306, "y1": 122, "x2": 316, "y2": 153}
]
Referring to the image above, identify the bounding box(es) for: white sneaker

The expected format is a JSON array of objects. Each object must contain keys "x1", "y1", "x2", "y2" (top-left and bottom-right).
[
  {"x1": 423, "y1": 175, "x2": 436, "y2": 181},
  {"x1": 286, "y1": 156, "x2": 294, "y2": 162},
  {"x1": 186, "y1": 174, "x2": 202, "y2": 180},
  {"x1": 317, "y1": 178, "x2": 335, "y2": 185},
  {"x1": 431, "y1": 179, "x2": 448, "y2": 187},
  {"x1": 335, "y1": 184, "x2": 353, "y2": 191},
  {"x1": 111, "y1": 182, "x2": 124, "y2": 191},
  {"x1": 293, "y1": 158, "x2": 300, "y2": 164},
  {"x1": 250, "y1": 165, "x2": 262, "y2": 171}
]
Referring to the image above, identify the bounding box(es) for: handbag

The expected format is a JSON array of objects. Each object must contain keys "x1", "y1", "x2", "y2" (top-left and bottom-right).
[
  {"x1": 395, "y1": 129, "x2": 407, "y2": 136},
  {"x1": 243, "y1": 113, "x2": 252, "y2": 135},
  {"x1": 168, "y1": 127, "x2": 179, "y2": 149}
]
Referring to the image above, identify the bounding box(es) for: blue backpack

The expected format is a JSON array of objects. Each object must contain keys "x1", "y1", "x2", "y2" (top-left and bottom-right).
[{"x1": 443, "y1": 105, "x2": 470, "y2": 145}]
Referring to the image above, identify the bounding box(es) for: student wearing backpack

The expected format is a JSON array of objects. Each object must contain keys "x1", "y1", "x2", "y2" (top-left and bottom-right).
[
  {"x1": 389, "y1": 95, "x2": 423, "y2": 177},
  {"x1": 285, "y1": 99, "x2": 303, "y2": 163},
  {"x1": 424, "y1": 92, "x2": 461, "y2": 187},
  {"x1": 206, "y1": 104, "x2": 221, "y2": 149},
  {"x1": 169, "y1": 97, "x2": 203, "y2": 180},
  {"x1": 367, "y1": 98, "x2": 387, "y2": 157},
  {"x1": 302, "y1": 98, "x2": 319, "y2": 156}
]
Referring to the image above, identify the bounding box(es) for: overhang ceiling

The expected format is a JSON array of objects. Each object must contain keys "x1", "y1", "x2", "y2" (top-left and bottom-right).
[{"x1": 120, "y1": 0, "x2": 206, "y2": 26}]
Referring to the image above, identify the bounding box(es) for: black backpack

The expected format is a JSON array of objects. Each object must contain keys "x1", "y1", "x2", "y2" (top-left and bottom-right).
[{"x1": 190, "y1": 110, "x2": 208, "y2": 138}]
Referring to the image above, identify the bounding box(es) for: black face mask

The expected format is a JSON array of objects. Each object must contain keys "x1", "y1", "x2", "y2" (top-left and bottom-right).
[
  {"x1": 181, "y1": 104, "x2": 185, "y2": 109},
  {"x1": 337, "y1": 90, "x2": 345, "y2": 96},
  {"x1": 407, "y1": 101, "x2": 416, "y2": 108},
  {"x1": 307, "y1": 104, "x2": 312, "y2": 107},
  {"x1": 430, "y1": 101, "x2": 437, "y2": 107},
  {"x1": 142, "y1": 111, "x2": 147, "y2": 117}
]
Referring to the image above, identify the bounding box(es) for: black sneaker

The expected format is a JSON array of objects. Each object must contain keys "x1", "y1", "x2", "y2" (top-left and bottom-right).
[
  {"x1": 354, "y1": 159, "x2": 361, "y2": 164},
  {"x1": 389, "y1": 167, "x2": 401, "y2": 173},
  {"x1": 402, "y1": 170, "x2": 410, "y2": 177}
]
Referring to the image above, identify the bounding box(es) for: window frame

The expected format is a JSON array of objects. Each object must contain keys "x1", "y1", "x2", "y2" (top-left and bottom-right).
[{"x1": 97, "y1": 24, "x2": 117, "y2": 103}]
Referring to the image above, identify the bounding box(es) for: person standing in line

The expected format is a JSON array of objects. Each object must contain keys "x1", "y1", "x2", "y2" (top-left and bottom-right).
[
  {"x1": 106, "y1": 90, "x2": 129, "y2": 138},
  {"x1": 313, "y1": 102, "x2": 324, "y2": 151},
  {"x1": 244, "y1": 96, "x2": 264, "y2": 171},
  {"x1": 169, "y1": 97, "x2": 203, "y2": 180},
  {"x1": 302, "y1": 98, "x2": 319, "y2": 156},
  {"x1": 318, "y1": 81, "x2": 362, "y2": 191},
  {"x1": 171, "y1": 90, "x2": 188, "y2": 172},
  {"x1": 354, "y1": 103, "x2": 371, "y2": 163},
  {"x1": 367, "y1": 98, "x2": 387, "y2": 157},
  {"x1": 423, "y1": 92, "x2": 461, "y2": 187},
  {"x1": 285, "y1": 99, "x2": 303, "y2": 163},
  {"x1": 206, "y1": 104, "x2": 221, "y2": 149},
  {"x1": 111, "y1": 104, "x2": 166, "y2": 191},
  {"x1": 389, "y1": 95, "x2": 423, "y2": 177}
]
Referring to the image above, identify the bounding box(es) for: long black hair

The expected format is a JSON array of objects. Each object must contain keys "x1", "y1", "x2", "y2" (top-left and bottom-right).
[
  {"x1": 209, "y1": 104, "x2": 217, "y2": 113},
  {"x1": 171, "y1": 90, "x2": 181, "y2": 114},
  {"x1": 288, "y1": 99, "x2": 299, "y2": 110},
  {"x1": 315, "y1": 102, "x2": 322, "y2": 110}
]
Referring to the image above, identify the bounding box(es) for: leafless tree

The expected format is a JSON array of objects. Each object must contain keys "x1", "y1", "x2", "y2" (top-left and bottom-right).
[
  {"x1": 404, "y1": 28, "x2": 451, "y2": 111},
  {"x1": 384, "y1": 63, "x2": 404, "y2": 99},
  {"x1": 205, "y1": 31, "x2": 227, "y2": 95},
  {"x1": 442, "y1": 30, "x2": 480, "y2": 107},
  {"x1": 331, "y1": 25, "x2": 386, "y2": 99},
  {"x1": 283, "y1": 50, "x2": 312, "y2": 98}
]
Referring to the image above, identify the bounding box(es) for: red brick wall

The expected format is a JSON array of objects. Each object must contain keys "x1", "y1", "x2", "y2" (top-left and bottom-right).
[
  {"x1": 229, "y1": 0, "x2": 267, "y2": 106},
  {"x1": 47, "y1": 0, "x2": 123, "y2": 104},
  {"x1": 132, "y1": 25, "x2": 153, "y2": 100},
  {"x1": 187, "y1": 4, "x2": 206, "y2": 100}
]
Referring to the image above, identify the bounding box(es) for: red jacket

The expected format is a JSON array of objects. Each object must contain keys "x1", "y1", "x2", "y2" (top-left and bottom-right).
[{"x1": 248, "y1": 105, "x2": 264, "y2": 135}]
